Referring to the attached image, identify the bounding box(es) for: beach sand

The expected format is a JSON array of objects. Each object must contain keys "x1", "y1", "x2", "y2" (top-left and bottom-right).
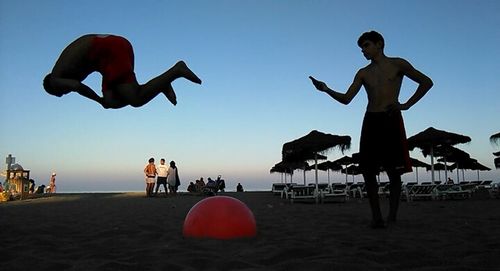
[{"x1": 1, "y1": 191, "x2": 499, "y2": 270}]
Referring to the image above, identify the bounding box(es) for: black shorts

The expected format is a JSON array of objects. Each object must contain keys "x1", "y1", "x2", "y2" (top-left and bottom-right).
[
  {"x1": 359, "y1": 111, "x2": 412, "y2": 175},
  {"x1": 157, "y1": 177, "x2": 167, "y2": 185}
]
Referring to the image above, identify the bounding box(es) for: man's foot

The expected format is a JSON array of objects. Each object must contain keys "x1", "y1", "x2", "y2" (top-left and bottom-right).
[
  {"x1": 370, "y1": 219, "x2": 386, "y2": 229},
  {"x1": 163, "y1": 84, "x2": 177, "y2": 105},
  {"x1": 387, "y1": 214, "x2": 397, "y2": 224},
  {"x1": 175, "y1": 61, "x2": 202, "y2": 84}
]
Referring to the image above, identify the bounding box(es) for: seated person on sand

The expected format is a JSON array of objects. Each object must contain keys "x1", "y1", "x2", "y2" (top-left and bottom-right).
[
  {"x1": 187, "y1": 182, "x2": 197, "y2": 193},
  {"x1": 236, "y1": 183, "x2": 244, "y2": 192},
  {"x1": 43, "y1": 34, "x2": 202, "y2": 109},
  {"x1": 196, "y1": 177, "x2": 206, "y2": 192},
  {"x1": 216, "y1": 175, "x2": 226, "y2": 192},
  {"x1": 206, "y1": 178, "x2": 217, "y2": 189}
]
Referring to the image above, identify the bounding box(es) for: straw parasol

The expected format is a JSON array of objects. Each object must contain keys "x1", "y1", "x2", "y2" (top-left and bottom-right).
[
  {"x1": 448, "y1": 158, "x2": 491, "y2": 182},
  {"x1": 340, "y1": 165, "x2": 362, "y2": 183},
  {"x1": 332, "y1": 155, "x2": 355, "y2": 183},
  {"x1": 410, "y1": 157, "x2": 430, "y2": 184},
  {"x1": 434, "y1": 145, "x2": 470, "y2": 183},
  {"x1": 270, "y1": 160, "x2": 309, "y2": 184},
  {"x1": 282, "y1": 130, "x2": 351, "y2": 192},
  {"x1": 490, "y1": 132, "x2": 500, "y2": 145},
  {"x1": 307, "y1": 161, "x2": 343, "y2": 186},
  {"x1": 408, "y1": 127, "x2": 471, "y2": 183}
]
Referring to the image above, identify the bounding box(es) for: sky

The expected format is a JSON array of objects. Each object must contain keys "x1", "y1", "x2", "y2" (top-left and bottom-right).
[{"x1": 1, "y1": 0, "x2": 499, "y2": 192}]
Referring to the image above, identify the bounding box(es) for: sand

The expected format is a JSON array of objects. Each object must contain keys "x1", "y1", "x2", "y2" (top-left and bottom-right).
[{"x1": 1, "y1": 191, "x2": 499, "y2": 270}]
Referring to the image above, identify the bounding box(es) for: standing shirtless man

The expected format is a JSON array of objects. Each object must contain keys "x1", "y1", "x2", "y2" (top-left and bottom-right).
[
  {"x1": 310, "y1": 31, "x2": 433, "y2": 228},
  {"x1": 44, "y1": 34, "x2": 202, "y2": 109}
]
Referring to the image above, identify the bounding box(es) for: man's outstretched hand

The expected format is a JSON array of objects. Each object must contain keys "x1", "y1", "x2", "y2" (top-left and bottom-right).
[{"x1": 309, "y1": 76, "x2": 328, "y2": 92}]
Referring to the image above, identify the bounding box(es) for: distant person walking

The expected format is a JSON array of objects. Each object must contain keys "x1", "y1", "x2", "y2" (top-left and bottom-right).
[
  {"x1": 155, "y1": 158, "x2": 169, "y2": 197},
  {"x1": 144, "y1": 158, "x2": 157, "y2": 197},
  {"x1": 311, "y1": 31, "x2": 433, "y2": 228},
  {"x1": 43, "y1": 34, "x2": 202, "y2": 109},
  {"x1": 166, "y1": 161, "x2": 180, "y2": 195}
]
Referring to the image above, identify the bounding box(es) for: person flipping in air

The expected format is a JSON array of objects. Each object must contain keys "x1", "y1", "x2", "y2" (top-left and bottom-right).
[
  {"x1": 310, "y1": 31, "x2": 433, "y2": 228},
  {"x1": 43, "y1": 34, "x2": 202, "y2": 109}
]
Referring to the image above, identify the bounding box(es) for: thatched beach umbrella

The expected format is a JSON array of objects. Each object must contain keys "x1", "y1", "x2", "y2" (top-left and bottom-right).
[
  {"x1": 425, "y1": 162, "x2": 451, "y2": 183},
  {"x1": 448, "y1": 158, "x2": 490, "y2": 182},
  {"x1": 410, "y1": 157, "x2": 430, "y2": 184},
  {"x1": 282, "y1": 130, "x2": 351, "y2": 192},
  {"x1": 307, "y1": 161, "x2": 343, "y2": 186},
  {"x1": 271, "y1": 160, "x2": 309, "y2": 184},
  {"x1": 408, "y1": 127, "x2": 471, "y2": 183},
  {"x1": 434, "y1": 145, "x2": 470, "y2": 183},
  {"x1": 491, "y1": 133, "x2": 500, "y2": 168},
  {"x1": 490, "y1": 132, "x2": 500, "y2": 146},
  {"x1": 333, "y1": 155, "x2": 355, "y2": 183},
  {"x1": 341, "y1": 165, "x2": 362, "y2": 182}
]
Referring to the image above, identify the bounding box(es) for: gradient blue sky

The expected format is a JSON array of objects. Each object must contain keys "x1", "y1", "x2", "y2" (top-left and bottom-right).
[{"x1": 1, "y1": 0, "x2": 499, "y2": 191}]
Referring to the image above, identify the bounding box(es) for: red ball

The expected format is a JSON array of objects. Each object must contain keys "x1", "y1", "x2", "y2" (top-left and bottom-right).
[{"x1": 183, "y1": 196, "x2": 257, "y2": 239}]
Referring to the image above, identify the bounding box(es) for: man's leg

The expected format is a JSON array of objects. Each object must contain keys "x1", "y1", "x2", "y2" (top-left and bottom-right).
[
  {"x1": 112, "y1": 61, "x2": 201, "y2": 107},
  {"x1": 141, "y1": 61, "x2": 202, "y2": 106},
  {"x1": 387, "y1": 170, "x2": 402, "y2": 223},
  {"x1": 363, "y1": 173, "x2": 385, "y2": 228}
]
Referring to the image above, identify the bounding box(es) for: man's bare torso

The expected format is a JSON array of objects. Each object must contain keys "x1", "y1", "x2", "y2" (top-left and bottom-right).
[{"x1": 360, "y1": 57, "x2": 404, "y2": 112}]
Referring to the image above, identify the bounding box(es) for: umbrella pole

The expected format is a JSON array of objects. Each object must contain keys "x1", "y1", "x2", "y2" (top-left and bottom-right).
[
  {"x1": 303, "y1": 169, "x2": 306, "y2": 186},
  {"x1": 477, "y1": 169, "x2": 480, "y2": 181},
  {"x1": 431, "y1": 147, "x2": 435, "y2": 182},
  {"x1": 415, "y1": 167, "x2": 419, "y2": 184},
  {"x1": 345, "y1": 166, "x2": 348, "y2": 183},
  {"x1": 462, "y1": 168, "x2": 464, "y2": 182},
  {"x1": 315, "y1": 153, "x2": 318, "y2": 190},
  {"x1": 314, "y1": 153, "x2": 319, "y2": 203},
  {"x1": 444, "y1": 157, "x2": 448, "y2": 184},
  {"x1": 328, "y1": 170, "x2": 331, "y2": 187}
]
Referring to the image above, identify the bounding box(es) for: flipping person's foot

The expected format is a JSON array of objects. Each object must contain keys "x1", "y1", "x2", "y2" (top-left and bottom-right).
[
  {"x1": 175, "y1": 61, "x2": 202, "y2": 84},
  {"x1": 163, "y1": 84, "x2": 177, "y2": 106}
]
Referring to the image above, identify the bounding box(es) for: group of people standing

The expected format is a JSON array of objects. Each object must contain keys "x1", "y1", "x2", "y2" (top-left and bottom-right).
[{"x1": 144, "y1": 158, "x2": 180, "y2": 197}]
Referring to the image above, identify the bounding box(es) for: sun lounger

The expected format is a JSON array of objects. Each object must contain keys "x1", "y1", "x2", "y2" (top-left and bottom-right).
[
  {"x1": 348, "y1": 183, "x2": 366, "y2": 198},
  {"x1": 321, "y1": 183, "x2": 348, "y2": 203},
  {"x1": 433, "y1": 184, "x2": 471, "y2": 200},
  {"x1": 272, "y1": 183, "x2": 287, "y2": 195},
  {"x1": 489, "y1": 183, "x2": 500, "y2": 199},
  {"x1": 404, "y1": 184, "x2": 435, "y2": 201},
  {"x1": 287, "y1": 184, "x2": 319, "y2": 204}
]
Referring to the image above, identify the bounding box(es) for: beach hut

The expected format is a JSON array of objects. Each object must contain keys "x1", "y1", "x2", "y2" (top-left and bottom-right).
[{"x1": 6, "y1": 164, "x2": 31, "y2": 199}]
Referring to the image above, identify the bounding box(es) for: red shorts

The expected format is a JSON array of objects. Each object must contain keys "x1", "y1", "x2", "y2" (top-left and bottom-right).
[
  {"x1": 359, "y1": 111, "x2": 412, "y2": 175},
  {"x1": 88, "y1": 35, "x2": 137, "y2": 91}
]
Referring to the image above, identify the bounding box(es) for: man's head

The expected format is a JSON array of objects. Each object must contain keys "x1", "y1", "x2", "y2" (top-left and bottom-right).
[
  {"x1": 43, "y1": 74, "x2": 70, "y2": 97},
  {"x1": 357, "y1": 31, "x2": 384, "y2": 49},
  {"x1": 357, "y1": 31, "x2": 385, "y2": 60}
]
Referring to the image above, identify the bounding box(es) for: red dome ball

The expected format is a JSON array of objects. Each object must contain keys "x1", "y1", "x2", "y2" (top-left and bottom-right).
[{"x1": 183, "y1": 196, "x2": 257, "y2": 239}]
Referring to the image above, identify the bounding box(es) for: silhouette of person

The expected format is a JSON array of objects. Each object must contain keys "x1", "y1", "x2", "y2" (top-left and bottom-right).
[
  {"x1": 48, "y1": 173, "x2": 57, "y2": 193},
  {"x1": 311, "y1": 31, "x2": 433, "y2": 228},
  {"x1": 166, "y1": 161, "x2": 180, "y2": 195},
  {"x1": 43, "y1": 34, "x2": 202, "y2": 109},
  {"x1": 155, "y1": 158, "x2": 168, "y2": 197},
  {"x1": 236, "y1": 183, "x2": 244, "y2": 192},
  {"x1": 144, "y1": 158, "x2": 157, "y2": 197}
]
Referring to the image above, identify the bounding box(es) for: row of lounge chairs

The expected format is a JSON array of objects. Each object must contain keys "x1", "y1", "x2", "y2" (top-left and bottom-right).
[
  {"x1": 272, "y1": 180, "x2": 496, "y2": 204},
  {"x1": 272, "y1": 183, "x2": 349, "y2": 204}
]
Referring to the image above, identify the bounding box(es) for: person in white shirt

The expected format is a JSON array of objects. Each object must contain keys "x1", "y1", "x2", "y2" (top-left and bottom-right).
[{"x1": 155, "y1": 158, "x2": 169, "y2": 196}]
